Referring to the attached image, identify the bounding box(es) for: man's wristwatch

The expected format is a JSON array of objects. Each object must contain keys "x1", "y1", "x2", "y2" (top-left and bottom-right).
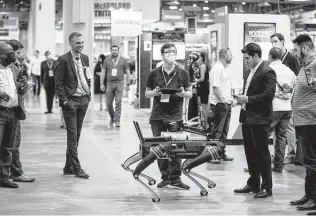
[{"x1": 63, "y1": 101, "x2": 68, "y2": 106}]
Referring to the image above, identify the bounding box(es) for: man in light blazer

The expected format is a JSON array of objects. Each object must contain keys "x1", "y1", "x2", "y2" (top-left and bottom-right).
[
  {"x1": 234, "y1": 42, "x2": 276, "y2": 198},
  {"x1": 55, "y1": 32, "x2": 91, "y2": 179}
]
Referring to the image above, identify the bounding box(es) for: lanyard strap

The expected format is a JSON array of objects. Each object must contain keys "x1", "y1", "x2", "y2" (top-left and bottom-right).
[
  {"x1": 47, "y1": 61, "x2": 53, "y2": 70},
  {"x1": 281, "y1": 49, "x2": 288, "y2": 63},
  {"x1": 162, "y1": 65, "x2": 177, "y2": 88},
  {"x1": 112, "y1": 56, "x2": 120, "y2": 69}
]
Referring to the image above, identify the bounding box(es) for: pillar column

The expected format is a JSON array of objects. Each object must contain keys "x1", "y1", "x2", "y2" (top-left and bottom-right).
[
  {"x1": 28, "y1": 0, "x2": 55, "y2": 56},
  {"x1": 63, "y1": 0, "x2": 95, "y2": 107}
]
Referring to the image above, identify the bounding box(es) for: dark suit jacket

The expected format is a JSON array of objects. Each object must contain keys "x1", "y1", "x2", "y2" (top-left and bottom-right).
[
  {"x1": 40, "y1": 60, "x2": 57, "y2": 89},
  {"x1": 55, "y1": 52, "x2": 91, "y2": 106},
  {"x1": 239, "y1": 61, "x2": 276, "y2": 125},
  {"x1": 8, "y1": 64, "x2": 28, "y2": 120}
]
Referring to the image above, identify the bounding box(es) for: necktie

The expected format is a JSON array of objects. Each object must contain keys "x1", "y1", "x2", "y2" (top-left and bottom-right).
[{"x1": 75, "y1": 57, "x2": 90, "y2": 94}]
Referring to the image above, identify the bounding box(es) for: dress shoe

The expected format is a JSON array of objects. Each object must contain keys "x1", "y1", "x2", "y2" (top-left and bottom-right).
[
  {"x1": 74, "y1": 168, "x2": 89, "y2": 179},
  {"x1": 234, "y1": 185, "x2": 260, "y2": 193},
  {"x1": 297, "y1": 199, "x2": 316, "y2": 211},
  {"x1": 0, "y1": 178, "x2": 19, "y2": 188},
  {"x1": 290, "y1": 195, "x2": 310, "y2": 206},
  {"x1": 254, "y1": 189, "x2": 272, "y2": 198},
  {"x1": 12, "y1": 174, "x2": 35, "y2": 182},
  {"x1": 307, "y1": 211, "x2": 316, "y2": 215},
  {"x1": 63, "y1": 167, "x2": 74, "y2": 175},
  {"x1": 272, "y1": 167, "x2": 283, "y2": 173}
]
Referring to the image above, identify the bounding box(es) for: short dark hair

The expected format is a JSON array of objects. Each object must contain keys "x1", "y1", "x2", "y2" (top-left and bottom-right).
[
  {"x1": 160, "y1": 43, "x2": 177, "y2": 54},
  {"x1": 69, "y1": 32, "x2": 82, "y2": 42},
  {"x1": 44, "y1": 50, "x2": 51, "y2": 56},
  {"x1": 241, "y1": 42, "x2": 262, "y2": 58},
  {"x1": 270, "y1": 33, "x2": 285, "y2": 42},
  {"x1": 292, "y1": 34, "x2": 314, "y2": 49},
  {"x1": 111, "y1": 45, "x2": 119, "y2": 50},
  {"x1": 6, "y1": 39, "x2": 24, "y2": 51},
  {"x1": 269, "y1": 47, "x2": 282, "y2": 60}
]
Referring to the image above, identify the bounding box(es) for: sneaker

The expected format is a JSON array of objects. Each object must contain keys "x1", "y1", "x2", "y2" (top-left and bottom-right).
[
  {"x1": 12, "y1": 174, "x2": 35, "y2": 182},
  {"x1": 283, "y1": 157, "x2": 294, "y2": 164},
  {"x1": 170, "y1": 180, "x2": 190, "y2": 190},
  {"x1": 0, "y1": 178, "x2": 19, "y2": 188},
  {"x1": 115, "y1": 122, "x2": 121, "y2": 127},
  {"x1": 222, "y1": 154, "x2": 234, "y2": 161},
  {"x1": 109, "y1": 119, "x2": 115, "y2": 126},
  {"x1": 157, "y1": 179, "x2": 169, "y2": 188}
]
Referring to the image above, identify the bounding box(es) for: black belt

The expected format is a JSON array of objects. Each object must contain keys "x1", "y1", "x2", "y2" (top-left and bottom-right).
[{"x1": 0, "y1": 106, "x2": 19, "y2": 112}]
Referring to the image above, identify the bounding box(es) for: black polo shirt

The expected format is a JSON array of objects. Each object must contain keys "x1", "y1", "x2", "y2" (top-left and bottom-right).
[
  {"x1": 282, "y1": 49, "x2": 300, "y2": 75},
  {"x1": 146, "y1": 65, "x2": 191, "y2": 122}
]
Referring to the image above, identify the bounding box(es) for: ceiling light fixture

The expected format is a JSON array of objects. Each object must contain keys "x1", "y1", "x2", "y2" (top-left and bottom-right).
[
  {"x1": 193, "y1": 4, "x2": 197, "y2": 7},
  {"x1": 205, "y1": 0, "x2": 208, "y2": 3},
  {"x1": 242, "y1": 2, "x2": 246, "y2": 5},
  {"x1": 167, "y1": 0, "x2": 180, "y2": 5},
  {"x1": 169, "y1": 5, "x2": 178, "y2": 10},
  {"x1": 203, "y1": 6, "x2": 209, "y2": 10},
  {"x1": 211, "y1": 9, "x2": 215, "y2": 13},
  {"x1": 179, "y1": 8, "x2": 183, "y2": 11}
]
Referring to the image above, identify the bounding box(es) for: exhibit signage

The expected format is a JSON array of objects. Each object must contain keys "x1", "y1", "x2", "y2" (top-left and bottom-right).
[
  {"x1": 244, "y1": 22, "x2": 276, "y2": 60},
  {"x1": 110, "y1": 10, "x2": 142, "y2": 36},
  {"x1": 94, "y1": 0, "x2": 131, "y2": 18}
]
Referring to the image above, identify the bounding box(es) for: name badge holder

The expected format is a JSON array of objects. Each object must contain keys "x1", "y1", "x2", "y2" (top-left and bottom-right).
[
  {"x1": 111, "y1": 56, "x2": 120, "y2": 76},
  {"x1": 160, "y1": 65, "x2": 178, "y2": 103},
  {"x1": 48, "y1": 70, "x2": 54, "y2": 77}
]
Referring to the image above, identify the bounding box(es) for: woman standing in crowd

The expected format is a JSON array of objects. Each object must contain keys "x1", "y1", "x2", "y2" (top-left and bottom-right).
[{"x1": 94, "y1": 54, "x2": 106, "y2": 110}]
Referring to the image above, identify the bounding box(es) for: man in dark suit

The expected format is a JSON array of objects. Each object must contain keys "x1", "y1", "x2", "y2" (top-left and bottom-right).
[
  {"x1": 55, "y1": 32, "x2": 91, "y2": 179},
  {"x1": 41, "y1": 50, "x2": 57, "y2": 114},
  {"x1": 234, "y1": 43, "x2": 276, "y2": 198}
]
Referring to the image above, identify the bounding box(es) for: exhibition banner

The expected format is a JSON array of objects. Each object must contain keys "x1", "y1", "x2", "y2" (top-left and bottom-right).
[
  {"x1": 110, "y1": 10, "x2": 142, "y2": 36},
  {"x1": 152, "y1": 31, "x2": 185, "y2": 61},
  {"x1": 244, "y1": 22, "x2": 276, "y2": 60}
]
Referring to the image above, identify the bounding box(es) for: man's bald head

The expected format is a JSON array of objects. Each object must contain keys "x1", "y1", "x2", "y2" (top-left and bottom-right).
[{"x1": 0, "y1": 42, "x2": 14, "y2": 54}]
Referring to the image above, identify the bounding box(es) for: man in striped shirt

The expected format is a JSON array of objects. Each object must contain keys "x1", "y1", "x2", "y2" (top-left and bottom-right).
[{"x1": 289, "y1": 34, "x2": 316, "y2": 212}]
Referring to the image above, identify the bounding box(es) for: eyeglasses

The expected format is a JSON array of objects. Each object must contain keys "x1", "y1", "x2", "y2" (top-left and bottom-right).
[
  {"x1": 163, "y1": 50, "x2": 177, "y2": 54},
  {"x1": 1, "y1": 52, "x2": 15, "y2": 57}
]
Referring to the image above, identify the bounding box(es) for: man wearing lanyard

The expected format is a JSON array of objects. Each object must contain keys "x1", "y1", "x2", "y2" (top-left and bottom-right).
[
  {"x1": 41, "y1": 50, "x2": 57, "y2": 114},
  {"x1": 145, "y1": 43, "x2": 192, "y2": 189},
  {"x1": 100, "y1": 45, "x2": 131, "y2": 127}
]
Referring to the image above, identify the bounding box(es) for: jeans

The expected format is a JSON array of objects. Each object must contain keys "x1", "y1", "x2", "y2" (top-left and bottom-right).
[
  {"x1": 286, "y1": 117, "x2": 296, "y2": 158},
  {"x1": 268, "y1": 111, "x2": 292, "y2": 169},
  {"x1": 209, "y1": 102, "x2": 232, "y2": 155},
  {"x1": 32, "y1": 74, "x2": 41, "y2": 96},
  {"x1": 295, "y1": 125, "x2": 316, "y2": 200},
  {"x1": 0, "y1": 108, "x2": 19, "y2": 180},
  {"x1": 62, "y1": 95, "x2": 89, "y2": 171},
  {"x1": 11, "y1": 121, "x2": 23, "y2": 177},
  {"x1": 150, "y1": 120, "x2": 182, "y2": 181},
  {"x1": 106, "y1": 82, "x2": 124, "y2": 123}
]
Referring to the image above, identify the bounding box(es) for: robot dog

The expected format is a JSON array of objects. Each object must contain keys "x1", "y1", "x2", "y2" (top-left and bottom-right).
[{"x1": 121, "y1": 120, "x2": 224, "y2": 202}]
